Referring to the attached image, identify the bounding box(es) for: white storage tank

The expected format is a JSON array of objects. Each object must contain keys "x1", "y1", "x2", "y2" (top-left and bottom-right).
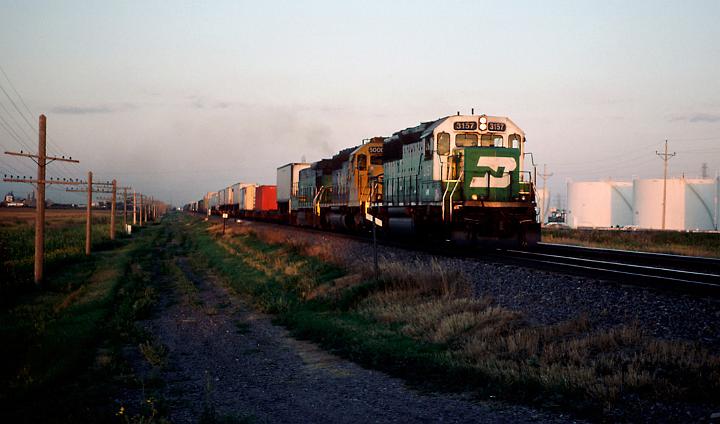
[
  {"x1": 536, "y1": 186, "x2": 548, "y2": 224},
  {"x1": 633, "y1": 178, "x2": 718, "y2": 230},
  {"x1": 684, "y1": 178, "x2": 718, "y2": 230},
  {"x1": 567, "y1": 181, "x2": 633, "y2": 228}
]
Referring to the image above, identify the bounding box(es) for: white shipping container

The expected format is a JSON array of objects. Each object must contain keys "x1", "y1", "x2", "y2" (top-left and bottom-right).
[
  {"x1": 230, "y1": 183, "x2": 254, "y2": 209},
  {"x1": 230, "y1": 183, "x2": 240, "y2": 207},
  {"x1": 223, "y1": 186, "x2": 233, "y2": 206},
  {"x1": 207, "y1": 192, "x2": 219, "y2": 208},
  {"x1": 239, "y1": 184, "x2": 257, "y2": 210},
  {"x1": 277, "y1": 163, "x2": 310, "y2": 203}
]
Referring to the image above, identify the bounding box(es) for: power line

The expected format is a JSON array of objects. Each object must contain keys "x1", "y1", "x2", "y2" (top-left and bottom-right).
[
  {"x1": 0, "y1": 65, "x2": 74, "y2": 178},
  {"x1": 668, "y1": 136, "x2": 720, "y2": 142},
  {"x1": 0, "y1": 100, "x2": 35, "y2": 151},
  {"x1": 0, "y1": 64, "x2": 37, "y2": 128},
  {"x1": 0, "y1": 81, "x2": 37, "y2": 137},
  {"x1": 547, "y1": 141, "x2": 659, "y2": 167},
  {"x1": 552, "y1": 152, "x2": 656, "y2": 174}
]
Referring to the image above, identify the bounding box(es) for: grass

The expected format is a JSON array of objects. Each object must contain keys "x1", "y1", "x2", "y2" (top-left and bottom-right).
[
  {"x1": 0, "y1": 209, "x2": 132, "y2": 296},
  {"x1": 0, "y1": 213, "x2": 169, "y2": 423},
  {"x1": 184, "y1": 216, "x2": 720, "y2": 421},
  {"x1": 543, "y1": 227, "x2": 720, "y2": 258},
  {"x1": 139, "y1": 340, "x2": 169, "y2": 369}
]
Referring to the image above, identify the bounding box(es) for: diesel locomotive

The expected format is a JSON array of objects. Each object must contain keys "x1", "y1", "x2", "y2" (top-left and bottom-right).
[{"x1": 190, "y1": 113, "x2": 540, "y2": 246}]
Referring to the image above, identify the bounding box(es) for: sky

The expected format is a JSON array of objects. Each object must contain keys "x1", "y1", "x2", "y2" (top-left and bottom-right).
[{"x1": 1, "y1": 0, "x2": 719, "y2": 207}]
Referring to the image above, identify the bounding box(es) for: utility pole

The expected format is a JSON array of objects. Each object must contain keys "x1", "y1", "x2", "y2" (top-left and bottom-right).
[
  {"x1": 86, "y1": 171, "x2": 92, "y2": 255},
  {"x1": 123, "y1": 187, "x2": 128, "y2": 230},
  {"x1": 36, "y1": 117, "x2": 47, "y2": 280},
  {"x1": 702, "y1": 163, "x2": 708, "y2": 179},
  {"x1": 139, "y1": 194, "x2": 144, "y2": 226},
  {"x1": 67, "y1": 176, "x2": 118, "y2": 253},
  {"x1": 538, "y1": 164, "x2": 553, "y2": 225},
  {"x1": 94, "y1": 181, "x2": 128, "y2": 239},
  {"x1": 110, "y1": 180, "x2": 116, "y2": 240},
  {"x1": 133, "y1": 190, "x2": 137, "y2": 225},
  {"x1": 3, "y1": 115, "x2": 80, "y2": 284},
  {"x1": 656, "y1": 140, "x2": 676, "y2": 230}
]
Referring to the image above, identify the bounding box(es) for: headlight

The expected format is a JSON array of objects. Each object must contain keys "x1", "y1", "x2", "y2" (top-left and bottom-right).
[
  {"x1": 471, "y1": 194, "x2": 478, "y2": 200},
  {"x1": 479, "y1": 123, "x2": 487, "y2": 131},
  {"x1": 479, "y1": 116, "x2": 487, "y2": 124}
]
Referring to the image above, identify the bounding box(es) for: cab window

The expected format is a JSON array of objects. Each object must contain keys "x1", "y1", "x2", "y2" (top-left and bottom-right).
[
  {"x1": 437, "y1": 132, "x2": 450, "y2": 155},
  {"x1": 509, "y1": 134, "x2": 521, "y2": 149},
  {"x1": 455, "y1": 133, "x2": 478, "y2": 147},
  {"x1": 356, "y1": 154, "x2": 367, "y2": 170},
  {"x1": 481, "y1": 134, "x2": 503, "y2": 147},
  {"x1": 370, "y1": 155, "x2": 382, "y2": 165}
]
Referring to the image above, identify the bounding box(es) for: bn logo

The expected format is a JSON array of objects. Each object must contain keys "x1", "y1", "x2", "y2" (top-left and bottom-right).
[{"x1": 469, "y1": 157, "x2": 517, "y2": 188}]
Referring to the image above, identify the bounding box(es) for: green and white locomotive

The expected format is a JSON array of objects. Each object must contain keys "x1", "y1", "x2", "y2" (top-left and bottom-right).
[
  {"x1": 372, "y1": 113, "x2": 540, "y2": 245},
  {"x1": 198, "y1": 112, "x2": 540, "y2": 247}
]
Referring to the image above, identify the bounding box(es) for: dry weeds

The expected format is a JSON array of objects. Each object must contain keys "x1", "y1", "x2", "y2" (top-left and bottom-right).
[{"x1": 219, "y1": 220, "x2": 720, "y2": 409}]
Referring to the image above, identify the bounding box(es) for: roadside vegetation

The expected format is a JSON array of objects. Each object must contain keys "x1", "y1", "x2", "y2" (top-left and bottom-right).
[
  {"x1": 543, "y1": 227, "x2": 720, "y2": 258},
  {"x1": 0, "y1": 213, "x2": 171, "y2": 423},
  {"x1": 186, "y1": 216, "x2": 720, "y2": 421},
  {"x1": 0, "y1": 209, "x2": 126, "y2": 297}
]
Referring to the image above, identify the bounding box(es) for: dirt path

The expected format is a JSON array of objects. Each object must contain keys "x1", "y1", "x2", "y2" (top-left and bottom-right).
[{"x1": 127, "y1": 250, "x2": 575, "y2": 423}]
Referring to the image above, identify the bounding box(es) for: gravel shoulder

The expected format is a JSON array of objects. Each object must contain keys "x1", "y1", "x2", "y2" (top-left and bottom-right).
[
  {"x1": 245, "y1": 221, "x2": 720, "y2": 352},
  {"x1": 126, "y1": 250, "x2": 576, "y2": 423}
]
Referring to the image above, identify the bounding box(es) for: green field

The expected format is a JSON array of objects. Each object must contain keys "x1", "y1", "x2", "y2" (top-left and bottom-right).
[
  {"x1": 0, "y1": 211, "x2": 167, "y2": 423},
  {"x1": 0, "y1": 208, "x2": 127, "y2": 295},
  {"x1": 543, "y1": 227, "x2": 720, "y2": 258}
]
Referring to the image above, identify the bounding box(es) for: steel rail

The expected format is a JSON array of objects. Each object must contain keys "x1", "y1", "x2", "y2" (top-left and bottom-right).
[{"x1": 498, "y1": 248, "x2": 720, "y2": 295}]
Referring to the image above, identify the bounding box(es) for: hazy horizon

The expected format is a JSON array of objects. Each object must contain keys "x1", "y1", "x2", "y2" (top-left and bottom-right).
[{"x1": 1, "y1": 0, "x2": 719, "y2": 207}]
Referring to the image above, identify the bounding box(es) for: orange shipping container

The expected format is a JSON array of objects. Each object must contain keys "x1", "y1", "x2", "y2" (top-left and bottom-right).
[{"x1": 254, "y1": 185, "x2": 278, "y2": 211}]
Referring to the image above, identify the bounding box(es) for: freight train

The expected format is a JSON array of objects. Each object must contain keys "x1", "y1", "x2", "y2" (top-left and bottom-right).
[{"x1": 185, "y1": 113, "x2": 540, "y2": 246}]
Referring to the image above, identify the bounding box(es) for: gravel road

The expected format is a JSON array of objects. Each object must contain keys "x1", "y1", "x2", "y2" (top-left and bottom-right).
[{"x1": 125, "y1": 251, "x2": 576, "y2": 423}]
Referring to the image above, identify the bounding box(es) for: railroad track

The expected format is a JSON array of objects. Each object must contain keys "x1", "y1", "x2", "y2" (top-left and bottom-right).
[
  {"x1": 201, "y1": 214, "x2": 720, "y2": 297},
  {"x1": 500, "y1": 243, "x2": 720, "y2": 296}
]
